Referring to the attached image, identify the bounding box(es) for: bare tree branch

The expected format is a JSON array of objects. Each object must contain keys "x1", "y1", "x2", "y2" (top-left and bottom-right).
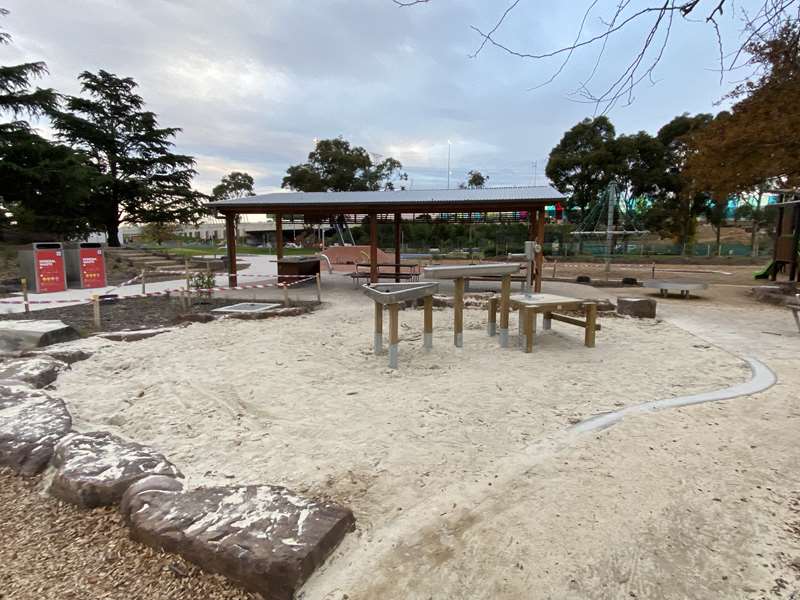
[{"x1": 394, "y1": 0, "x2": 800, "y2": 112}]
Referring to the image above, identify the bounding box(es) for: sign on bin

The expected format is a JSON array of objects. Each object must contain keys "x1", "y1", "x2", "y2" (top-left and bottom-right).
[
  {"x1": 79, "y1": 247, "x2": 106, "y2": 288},
  {"x1": 35, "y1": 248, "x2": 67, "y2": 292}
]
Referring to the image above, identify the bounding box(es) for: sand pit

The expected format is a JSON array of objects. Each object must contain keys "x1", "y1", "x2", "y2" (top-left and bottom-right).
[{"x1": 55, "y1": 290, "x2": 749, "y2": 525}]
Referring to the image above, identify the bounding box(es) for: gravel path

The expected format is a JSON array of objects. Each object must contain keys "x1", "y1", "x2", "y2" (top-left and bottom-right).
[{"x1": 0, "y1": 468, "x2": 256, "y2": 600}]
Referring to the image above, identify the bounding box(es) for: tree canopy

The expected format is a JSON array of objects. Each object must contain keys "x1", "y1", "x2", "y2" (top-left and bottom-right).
[
  {"x1": 461, "y1": 170, "x2": 488, "y2": 189},
  {"x1": 0, "y1": 8, "x2": 57, "y2": 137},
  {"x1": 52, "y1": 70, "x2": 202, "y2": 245},
  {"x1": 282, "y1": 137, "x2": 404, "y2": 192},
  {"x1": 212, "y1": 171, "x2": 256, "y2": 201}
]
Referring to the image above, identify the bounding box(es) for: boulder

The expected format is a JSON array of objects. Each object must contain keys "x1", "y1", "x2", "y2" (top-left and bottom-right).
[
  {"x1": 0, "y1": 319, "x2": 80, "y2": 352},
  {"x1": 48, "y1": 431, "x2": 182, "y2": 508},
  {"x1": 123, "y1": 482, "x2": 355, "y2": 600},
  {"x1": 0, "y1": 385, "x2": 72, "y2": 475},
  {"x1": 0, "y1": 355, "x2": 69, "y2": 388},
  {"x1": 616, "y1": 296, "x2": 657, "y2": 318}
]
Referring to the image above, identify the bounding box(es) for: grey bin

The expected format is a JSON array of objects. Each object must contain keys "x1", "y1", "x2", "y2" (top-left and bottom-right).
[
  {"x1": 64, "y1": 242, "x2": 107, "y2": 289},
  {"x1": 18, "y1": 242, "x2": 68, "y2": 293}
]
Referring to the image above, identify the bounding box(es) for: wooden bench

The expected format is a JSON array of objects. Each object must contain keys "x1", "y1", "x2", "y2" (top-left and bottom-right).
[{"x1": 349, "y1": 263, "x2": 420, "y2": 286}]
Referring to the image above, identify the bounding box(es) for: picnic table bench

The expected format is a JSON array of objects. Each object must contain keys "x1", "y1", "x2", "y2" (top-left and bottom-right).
[{"x1": 348, "y1": 263, "x2": 420, "y2": 286}]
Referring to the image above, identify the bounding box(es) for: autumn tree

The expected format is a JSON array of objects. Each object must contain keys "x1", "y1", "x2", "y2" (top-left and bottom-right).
[{"x1": 52, "y1": 70, "x2": 203, "y2": 246}]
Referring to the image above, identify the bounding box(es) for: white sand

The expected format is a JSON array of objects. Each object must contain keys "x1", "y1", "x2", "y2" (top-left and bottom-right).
[{"x1": 54, "y1": 289, "x2": 759, "y2": 598}]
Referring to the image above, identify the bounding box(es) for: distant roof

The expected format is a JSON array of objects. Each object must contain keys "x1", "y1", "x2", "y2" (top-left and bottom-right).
[{"x1": 209, "y1": 185, "x2": 565, "y2": 214}]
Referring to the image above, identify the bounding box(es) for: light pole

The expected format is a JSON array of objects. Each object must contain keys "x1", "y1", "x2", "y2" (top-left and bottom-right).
[{"x1": 447, "y1": 140, "x2": 452, "y2": 189}]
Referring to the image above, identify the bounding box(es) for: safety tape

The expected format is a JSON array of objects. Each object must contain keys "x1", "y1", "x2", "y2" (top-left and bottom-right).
[{"x1": 0, "y1": 276, "x2": 317, "y2": 305}]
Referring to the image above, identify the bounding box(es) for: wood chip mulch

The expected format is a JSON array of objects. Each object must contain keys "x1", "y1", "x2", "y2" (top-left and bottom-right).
[{"x1": 0, "y1": 468, "x2": 256, "y2": 600}]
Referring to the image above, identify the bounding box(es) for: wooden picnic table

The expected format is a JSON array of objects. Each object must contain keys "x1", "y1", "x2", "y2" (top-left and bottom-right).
[{"x1": 490, "y1": 293, "x2": 599, "y2": 353}]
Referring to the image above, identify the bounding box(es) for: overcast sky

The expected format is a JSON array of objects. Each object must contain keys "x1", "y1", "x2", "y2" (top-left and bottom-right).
[{"x1": 4, "y1": 1, "x2": 746, "y2": 193}]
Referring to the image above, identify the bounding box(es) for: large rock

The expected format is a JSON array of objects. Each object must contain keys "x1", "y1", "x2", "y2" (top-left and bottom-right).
[
  {"x1": 0, "y1": 384, "x2": 72, "y2": 475},
  {"x1": 49, "y1": 431, "x2": 182, "y2": 508},
  {"x1": 98, "y1": 327, "x2": 174, "y2": 342},
  {"x1": 616, "y1": 296, "x2": 657, "y2": 318},
  {"x1": 0, "y1": 355, "x2": 68, "y2": 388},
  {"x1": 0, "y1": 319, "x2": 80, "y2": 352},
  {"x1": 123, "y1": 480, "x2": 355, "y2": 600}
]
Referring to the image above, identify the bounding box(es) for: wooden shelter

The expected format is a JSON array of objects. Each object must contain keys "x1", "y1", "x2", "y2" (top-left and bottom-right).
[
  {"x1": 768, "y1": 191, "x2": 800, "y2": 282},
  {"x1": 208, "y1": 185, "x2": 565, "y2": 291}
]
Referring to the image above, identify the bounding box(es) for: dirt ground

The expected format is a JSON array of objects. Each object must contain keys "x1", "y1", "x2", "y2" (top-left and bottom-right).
[{"x1": 2, "y1": 271, "x2": 799, "y2": 599}]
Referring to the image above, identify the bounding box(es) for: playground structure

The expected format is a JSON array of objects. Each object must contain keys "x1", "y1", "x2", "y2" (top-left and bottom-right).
[
  {"x1": 423, "y1": 263, "x2": 520, "y2": 348},
  {"x1": 363, "y1": 282, "x2": 439, "y2": 369},
  {"x1": 757, "y1": 190, "x2": 800, "y2": 281}
]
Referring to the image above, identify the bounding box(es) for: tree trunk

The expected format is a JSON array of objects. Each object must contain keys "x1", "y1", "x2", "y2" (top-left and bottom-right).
[
  {"x1": 751, "y1": 192, "x2": 762, "y2": 257},
  {"x1": 106, "y1": 220, "x2": 121, "y2": 247}
]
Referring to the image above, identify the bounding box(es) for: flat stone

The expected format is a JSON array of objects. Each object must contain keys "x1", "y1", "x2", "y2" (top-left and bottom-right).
[
  {"x1": 0, "y1": 355, "x2": 69, "y2": 388},
  {"x1": 49, "y1": 431, "x2": 182, "y2": 508},
  {"x1": 123, "y1": 481, "x2": 355, "y2": 600},
  {"x1": 98, "y1": 327, "x2": 174, "y2": 342},
  {"x1": 617, "y1": 296, "x2": 657, "y2": 318},
  {"x1": 0, "y1": 319, "x2": 80, "y2": 352},
  {"x1": 0, "y1": 384, "x2": 72, "y2": 475}
]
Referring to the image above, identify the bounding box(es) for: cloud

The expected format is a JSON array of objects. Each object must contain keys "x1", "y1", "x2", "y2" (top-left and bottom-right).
[{"x1": 3, "y1": 0, "x2": 742, "y2": 193}]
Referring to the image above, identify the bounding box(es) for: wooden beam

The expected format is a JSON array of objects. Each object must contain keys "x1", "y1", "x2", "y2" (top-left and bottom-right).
[
  {"x1": 374, "y1": 302, "x2": 383, "y2": 355},
  {"x1": 499, "y1": 274, "x2": 511, "y2": 347},
  {"x1": 225, "y1": 213, "x2": 238, "y2": 287},
  {"x1": 370, "y1": 213, "x2": 378, "y2": 283},
  {"x1": 394, "y1": 212, "x2": 401, "y2": 283},
  {"x1": 275, "y1": 213, "x2": 284, "y2": 260},
  {"x1": 487, "y1": 296, "x2": 498, "y2": 336},
  {"x1": 388, "y1": 303, "x2": 400, "y2": 369},
  {"x1": 534, "y1": 207, "x2": 545, "y2": 293},
  {"x1": 423, "y1": 295, "x2": 433, "y2": 350},
  {"x1": 524, "y1": 307, "x2": 536, "y2": 353},
  {"x1": 549, "y1": 313, "x2": 602, "y2": 330}
]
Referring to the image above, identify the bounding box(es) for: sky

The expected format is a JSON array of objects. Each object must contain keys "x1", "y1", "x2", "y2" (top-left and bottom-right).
[{"x1": 3, "y1": 0, "x2": 749, "y2": 194}]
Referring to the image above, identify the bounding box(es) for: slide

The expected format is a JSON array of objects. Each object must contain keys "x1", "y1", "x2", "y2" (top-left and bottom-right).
[{"x1": 753, "y1": 261, "x2": 777, "y2": 279}]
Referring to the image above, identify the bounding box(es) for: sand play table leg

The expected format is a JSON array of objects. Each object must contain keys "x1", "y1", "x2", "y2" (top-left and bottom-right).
[
  {"x1": 388, "y1": 303, "x2": 400, "y2": 368},
  {"x1": 454, "y1": 277, "x2": 464, "y2": 347},
  {"x1": 487, "y1": 297, "x2": 497, "y2": 337},
  {"x1": 499, "y1": 274, "x2": 511, "y2": 347},
  {"x1": 374, "y1": 302, "x2": 383, "y2": 354},
  {"x1": 424, "y1": 295, "x2": 433, "y2": 350}
]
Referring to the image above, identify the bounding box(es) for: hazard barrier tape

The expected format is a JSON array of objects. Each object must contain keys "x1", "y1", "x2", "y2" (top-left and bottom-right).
[
  {"x1": 0, "y1": 275, "x2": 317, "y2": 305},
  {"x1": 147, "y1": 270, "x2": 312, "y2": 279}
]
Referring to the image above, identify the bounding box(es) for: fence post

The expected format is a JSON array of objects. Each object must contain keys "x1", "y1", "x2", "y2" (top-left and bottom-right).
[
  {"x1": 282, "y1": 283, "x2": 290, "y2": 307},
  {"x1": 141, "y1": 268, "x2": 146, "y2": 294},
  {"x1": 315, "y1": 272, "x2": 322, "y2": 303},
  {"x1": 92, "y1": 295, "x2": 101, "y2": 329},
  {"x1": 651, "y1": 262, "x2": 656, "y2": 279},
  {"x1": 184, "y1": 259, "x2": 192, "y2": 308},
  {"x1": 21, "y1": 278, "x2": 30, "y2": 314}
]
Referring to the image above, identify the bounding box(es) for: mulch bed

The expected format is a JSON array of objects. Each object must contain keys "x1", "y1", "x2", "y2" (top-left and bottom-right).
[
  {"x1": 0, "y1": 468, "x2": 256, "y2": 600},
  {"x1": 0, "y1": 296, "x2": 316, "y2": 334}
]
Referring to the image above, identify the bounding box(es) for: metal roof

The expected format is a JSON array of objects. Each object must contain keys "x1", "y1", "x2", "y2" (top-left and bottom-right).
[{"x1": 208, "y1": 185, "x2": 565, "y2": 212}]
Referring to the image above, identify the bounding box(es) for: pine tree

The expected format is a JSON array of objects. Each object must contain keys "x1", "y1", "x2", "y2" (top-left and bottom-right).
[
  {"x1": 0, "y1": 8, "x2": 57, "y2": 137},
  {"x1": 52, "y1": 70, "x2": 203, "y2": 246}
]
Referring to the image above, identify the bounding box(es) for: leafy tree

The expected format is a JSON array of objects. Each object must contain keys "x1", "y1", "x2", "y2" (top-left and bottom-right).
[
  {"x1": 0, "y1": 8, "x2": 57, "y2": 138},
  {"x1": 546, "y1": 116, "x2": 622, "y2": 217},
  {"x1": 460, "y1": 170, "x2": 488, "y2": 189},
  {"x1": 646, "y1": 113, "x2": 713, "y2": 250},
  {"x1": 0, "y1": 128, "x2": 96, "y2": 239},
  {"x1": 52, "y1": 70, "x2": 203, "y2": 246},
  {"x1": 140, "y1": 221, "x2": 180, "y2": 246},
  {"x1": 282, "y1": 137, "x2": 404, "y2": 192},
  {"x1": 212, "y1": 171, "x2": 256, "y2": 201}
]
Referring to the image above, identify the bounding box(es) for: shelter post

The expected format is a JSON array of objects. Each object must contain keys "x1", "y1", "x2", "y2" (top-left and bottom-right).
[
  {"x1": 370, "y1": 213, "x2": 378, "y2": 283},
  {"x1": 528, "y1": 208, "x2": 537, "y2": 291},
  {"x1": 275, "y1": 213, "x2": 284, "y2": 260},
  {"x1": 534, "y1": 207, "x2": 545, "y2": 293},
  {"x1": 394, "y1": 212, "x2": 401, "y2": 282},
  {"x1": 225, "y1": 213, "x2": 238, "y2": 287}
]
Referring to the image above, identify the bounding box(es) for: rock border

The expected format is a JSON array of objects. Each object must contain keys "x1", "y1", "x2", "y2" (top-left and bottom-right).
[{"x1": 0, "y1": 322, "x2": 354, "y2": 599}]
